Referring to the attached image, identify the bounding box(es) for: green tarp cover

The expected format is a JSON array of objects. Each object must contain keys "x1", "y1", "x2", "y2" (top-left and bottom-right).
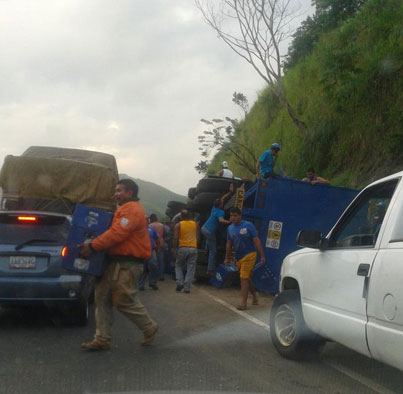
[{"x1": 0, "y1": 155, "x2": 117, "y2": 212}]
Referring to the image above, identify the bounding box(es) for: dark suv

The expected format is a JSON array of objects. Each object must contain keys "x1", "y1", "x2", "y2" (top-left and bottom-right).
[{"x1": 0, "y1": 210, "x2": 92, "y2": 325}]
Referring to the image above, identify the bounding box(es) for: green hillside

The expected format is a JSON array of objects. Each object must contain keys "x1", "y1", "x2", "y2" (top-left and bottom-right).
[
  {"x1": 208, "y1": 0, "x2": 403, "y2": 189},
  {"x1": 119, "y1": 174, "x2": 186, "y2": 220}
]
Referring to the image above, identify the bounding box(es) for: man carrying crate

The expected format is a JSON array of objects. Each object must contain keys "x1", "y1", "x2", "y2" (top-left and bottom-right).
[{"x1": 79, "y1": 179, "x2": 157, "y2": 350}]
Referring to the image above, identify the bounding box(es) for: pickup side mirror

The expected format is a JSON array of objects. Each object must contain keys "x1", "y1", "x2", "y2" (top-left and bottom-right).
[{"x1": 297, "y1": 230, "x2": 325, "y2": 249}]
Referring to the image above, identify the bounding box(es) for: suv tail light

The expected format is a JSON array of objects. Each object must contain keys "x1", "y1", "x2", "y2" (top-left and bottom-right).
[
  {"x1": 17, "y1": 216, "x2": 38, "y2": 222},
  {"x1": 61, "y1": 246, "x2": 67, "y2": 257}
]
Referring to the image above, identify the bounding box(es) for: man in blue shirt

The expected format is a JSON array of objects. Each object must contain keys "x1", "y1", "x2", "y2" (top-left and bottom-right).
[
  {"x1": 138, "y1": 225, "x2": 160, "y2": 291},
  {"x1": 256, "y1": 142, "x2": 285, "y2": 178},
  {"x1": 224, "y1": 207, "x2": 265, "y2": 310},
  {"x1": 201, "y1": 185, "x2": 233, "y2": 275}
]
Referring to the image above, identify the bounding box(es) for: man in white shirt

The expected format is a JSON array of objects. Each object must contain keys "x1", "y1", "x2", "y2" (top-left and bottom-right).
[{"x1": 218, "y1": 161, "x2": 234, "y2": 178}]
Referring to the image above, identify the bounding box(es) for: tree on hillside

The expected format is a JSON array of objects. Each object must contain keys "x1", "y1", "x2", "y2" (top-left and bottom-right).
[
  {"x1": 195, "y1": 0, "x2": 308, "y2": 135},
  {"x1": 232, "y1": 91, "x2": 249, "y2": 117},
  {"x1": 197, "y1": 117, "x2": 257, "y2": 175}
]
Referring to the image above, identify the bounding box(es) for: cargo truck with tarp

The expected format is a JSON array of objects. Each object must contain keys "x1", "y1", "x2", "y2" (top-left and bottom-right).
[{"x1": 0, "y1": 146, "x2": 118, "y2": 213}]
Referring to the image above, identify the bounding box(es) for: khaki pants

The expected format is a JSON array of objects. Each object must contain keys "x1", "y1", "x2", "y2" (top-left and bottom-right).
[{"x1": 94, "y1": 262, "x2": 155, "y2": 344}]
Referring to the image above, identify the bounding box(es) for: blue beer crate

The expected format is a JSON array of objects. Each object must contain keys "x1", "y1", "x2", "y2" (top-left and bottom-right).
[
  {"x1": 209, "y1": 263, "x2": 239, "y2": 288},
  {"x1": 62, "y1": 204, "x2": 113, "y2": 276}
]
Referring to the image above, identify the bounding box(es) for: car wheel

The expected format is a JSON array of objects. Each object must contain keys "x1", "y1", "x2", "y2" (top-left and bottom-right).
[
  {"x1": 64, "y1": 298, "x2": 89, "y2": 326},
  {"x1": 270, "y1": 289, "x2": 325, "y2": 360}
]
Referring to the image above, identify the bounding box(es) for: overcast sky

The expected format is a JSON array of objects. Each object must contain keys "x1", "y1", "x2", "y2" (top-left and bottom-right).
[{"x1": 0, "y1": 0, "x2": 313, "y2": 195}]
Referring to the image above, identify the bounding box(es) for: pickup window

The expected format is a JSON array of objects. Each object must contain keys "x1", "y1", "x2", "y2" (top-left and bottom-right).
[{"x1": 328, "y1": 179, "x2": 398, "y2": 248}]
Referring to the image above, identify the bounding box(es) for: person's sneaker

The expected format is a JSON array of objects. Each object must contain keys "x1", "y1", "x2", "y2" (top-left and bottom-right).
[
  {"x1": 141, "y1": 323, "x2": 158, "y2": 346},
  {"x1": 150, "y1": 285, "x2": 158, "y2": 291},
  {"x1": 176, "y1": 285, "x2": 183, "y2": 292},
  {"x1": 81, "y1": 339, "x2": 110, "y2": 351},
  {"x1": 184, "y1": 289, "x2": 190, "y2": 294}
]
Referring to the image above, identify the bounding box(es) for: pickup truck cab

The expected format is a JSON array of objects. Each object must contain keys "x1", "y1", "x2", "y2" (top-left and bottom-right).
[{"x1": 270, "y1": 171, "x2": 403, "y2": 371}]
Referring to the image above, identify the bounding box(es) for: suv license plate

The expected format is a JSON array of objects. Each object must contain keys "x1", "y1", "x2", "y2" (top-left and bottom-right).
[{"x1": 9, "y1": 256, "x2": 37, "y2": 269}]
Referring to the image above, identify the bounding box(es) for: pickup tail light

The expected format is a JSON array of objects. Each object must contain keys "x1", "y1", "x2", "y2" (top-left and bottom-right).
[{"x1": 61, "y1": 246, "x2": 67, "y2": 257}]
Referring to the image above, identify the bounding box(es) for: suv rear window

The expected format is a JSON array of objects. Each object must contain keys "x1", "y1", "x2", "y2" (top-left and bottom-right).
[{"x1": 0, "y1": 214, "x2": 71, "y2": 245}]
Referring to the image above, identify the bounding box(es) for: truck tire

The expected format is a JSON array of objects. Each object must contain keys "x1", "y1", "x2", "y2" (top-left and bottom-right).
[
  {"x1": 196, "y1": 177, "x2": 238, "y2": 194},
  {"x1": 167, "y1": 200, "x2": 186, "y2": 211},
  {"x1": 270, "y1": 290, "x2": 324, "y2": 360},
  {"x1": 188, "y1": 187, "x2": 197, "y2": 199},
  {"x1": 193, "y1": 192, "x2": 221, "y2": 206}
]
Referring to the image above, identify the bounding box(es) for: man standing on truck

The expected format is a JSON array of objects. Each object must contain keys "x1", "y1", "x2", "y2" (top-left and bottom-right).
[
  {"x1": 256, "y1": 143, "x2": 285, "y2": 178},
  {"x1": 224, "y1": 207, "x2": 265, "y2": 310},
  {"x1": 302, "y1": 167, "x2": 330, "y2": 185},
  {"x1": 218, "y1": 161, "x2": 234, "y2": 179},
  {"x1": 201, "y1": 184, "x2": 233, "y2": 275},
  {"x1": 79, "y1": 179, "x2": 157, "y2": 350},
  {"x1": 173, "y1": 209, "x2": 198, "y2": 293}
]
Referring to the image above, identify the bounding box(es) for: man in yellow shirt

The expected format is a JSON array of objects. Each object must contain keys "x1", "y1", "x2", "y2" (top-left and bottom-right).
[{"x1": 173, "y1": 209, "x2": 198, "y2": 293}]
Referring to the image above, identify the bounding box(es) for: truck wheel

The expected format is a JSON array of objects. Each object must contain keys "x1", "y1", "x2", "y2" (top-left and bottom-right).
[
  {"x1": 167, "y1": 200, "x2": 186, "y2": 211},
  {"x1": 196, "y1": 177, "x2": 240, "y2": 194},
  {"x1": 193, "y1": 192, "x2": 222, "y2": 206},
  {"x1": 270, "y1": 290, "x2": 324, "y2": 360},
  {"x1": 188, "y1": 187, "x2": 197, "y2": 199}
]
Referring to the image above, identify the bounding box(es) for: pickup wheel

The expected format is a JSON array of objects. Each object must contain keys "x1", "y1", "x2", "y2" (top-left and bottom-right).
[{"x1": 270, "y1": 290, "x2": 324, "y2": 360}]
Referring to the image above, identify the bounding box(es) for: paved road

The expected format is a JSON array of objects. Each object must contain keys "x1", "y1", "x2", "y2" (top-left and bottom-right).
[{"x1": 0, "y1": 277, "x2": 402, "y2": 394}]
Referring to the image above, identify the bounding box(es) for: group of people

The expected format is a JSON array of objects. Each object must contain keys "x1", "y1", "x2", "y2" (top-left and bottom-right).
[
  {"x1": 76, "y1": 142, "x2": 331, "y2": 351},
  {"x1": 219, "y1": 142, "x2": 330, "y2": 185}
]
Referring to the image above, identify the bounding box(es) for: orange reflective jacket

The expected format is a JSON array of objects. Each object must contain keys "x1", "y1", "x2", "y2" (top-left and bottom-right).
[{"x1": 91, "y1": 201, "x2": 151, "y2": 260}]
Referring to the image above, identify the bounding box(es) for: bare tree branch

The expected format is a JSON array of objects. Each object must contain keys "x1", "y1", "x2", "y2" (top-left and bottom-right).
[{"x1": 195, "y1": 0, "x2": 308, "y2": 134}]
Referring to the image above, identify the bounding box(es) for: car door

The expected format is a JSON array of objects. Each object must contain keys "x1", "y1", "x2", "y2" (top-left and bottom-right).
[
  {"x1": 301, "y1": 179, "x2": 399, "y2": 357},
  {"x1": 366, "y1": 179, "x2": 403, "y2": 370}
]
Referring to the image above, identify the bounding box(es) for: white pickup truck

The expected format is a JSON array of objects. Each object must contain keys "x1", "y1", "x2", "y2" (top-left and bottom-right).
[{"x1": 270, "y1": 171, "x2": 403, "y2": 371}]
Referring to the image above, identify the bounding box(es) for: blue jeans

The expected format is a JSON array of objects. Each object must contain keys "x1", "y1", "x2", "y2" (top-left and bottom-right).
[
  {"x1": 156, "y1": 249, "x2": 164, "y2": 279},
  {"x1": 175, "y1": 247, "x2": 197, "y2": 291},
  {"x1": 138, "y1": 250, "x2": 159, "y2": 288},
  {"x1": 202, "y1": 227, "x2": 216, "y2": 272}
]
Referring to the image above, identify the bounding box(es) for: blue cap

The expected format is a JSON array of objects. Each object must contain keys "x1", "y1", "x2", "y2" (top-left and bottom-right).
[{"x1": 271, "y1": 142, "x2": 281, "y2": 150}]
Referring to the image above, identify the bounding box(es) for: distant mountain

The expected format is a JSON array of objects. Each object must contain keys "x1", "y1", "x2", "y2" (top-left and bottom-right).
[{"x1": 119, "y1": 174, "x2": 186, "y2": 220}]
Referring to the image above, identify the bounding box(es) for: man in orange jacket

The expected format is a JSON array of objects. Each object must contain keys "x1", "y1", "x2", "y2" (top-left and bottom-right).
[{"x1": 79, "y1": 179, "x2": 157, "y2": 350}]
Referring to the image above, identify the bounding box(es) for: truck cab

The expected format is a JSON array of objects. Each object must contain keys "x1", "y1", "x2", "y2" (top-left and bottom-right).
[{"x1": 271, "y1": 171, "x2": 403, "y2": 372}]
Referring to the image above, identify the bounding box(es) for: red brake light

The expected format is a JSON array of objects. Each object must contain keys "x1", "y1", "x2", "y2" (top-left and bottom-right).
[
  {"x1": 17, "y1": 216, "x2": 38, "y2": 222},
  {"x1": 61, "y1": 246, "x2": 67, "y2": 257}
]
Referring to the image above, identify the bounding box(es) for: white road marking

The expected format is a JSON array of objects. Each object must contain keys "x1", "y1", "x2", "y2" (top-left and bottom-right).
[
  {"x1": 325, "y1": 361, "x2": 397, "y2": 394},
  {"x1": 197, "y1": 287, "x2": 397, "y2": 394},
  {"x1": 197, "y1": 287, "x2": 270, "y2": 332}
]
